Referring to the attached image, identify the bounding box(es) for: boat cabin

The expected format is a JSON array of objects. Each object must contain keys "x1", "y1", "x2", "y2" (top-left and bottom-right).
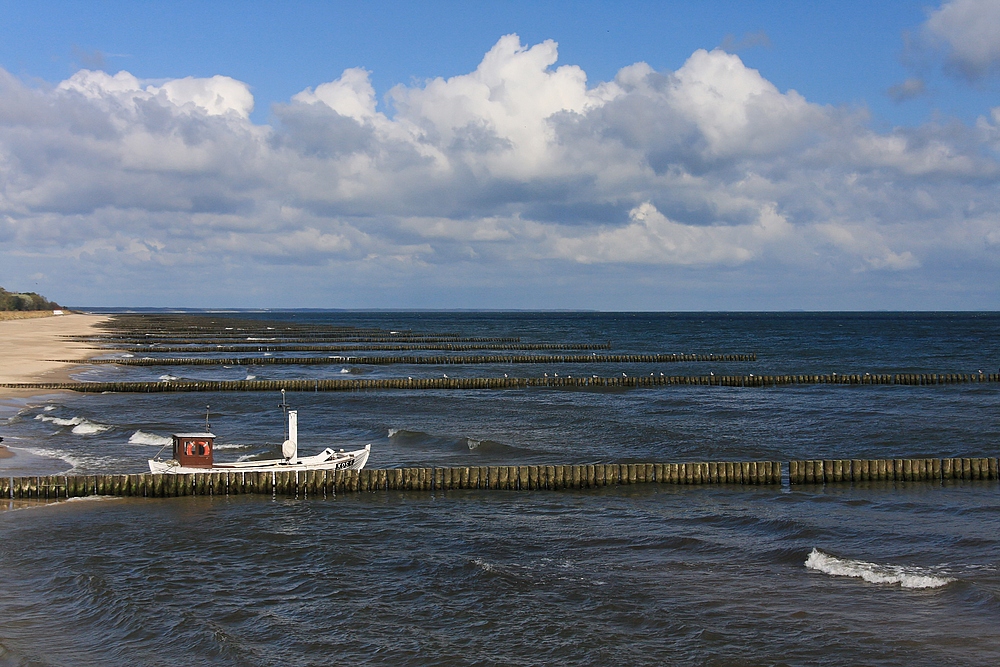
[{"x1": 172, "y1": 432, "x2": 215, "y2": 468}]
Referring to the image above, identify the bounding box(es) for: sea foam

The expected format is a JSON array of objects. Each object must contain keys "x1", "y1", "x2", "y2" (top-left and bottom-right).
[
  {"x1": 34, "y1": 415, "x2": 113, "y2": 435},
  {"x1": 128, "y1": 430, "x2": 172, "y2": 447},
  {"x1": 805, "y1": 548, "x2": 953, "y2": 589}
]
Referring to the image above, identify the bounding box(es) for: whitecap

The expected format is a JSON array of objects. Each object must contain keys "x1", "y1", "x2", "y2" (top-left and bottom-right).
[
  {"x1": 388, "y1": 428, "x2": 400, "y2": 438},
  {"x1": 467, "y1": 438, "x2": 481, "y2": 450},
  {"x1": 245, "y1": 374, "x2": 257, "y2": 380},
  {"x1": 71, "y1": 420, "x2": 112, "y2": 435},
  {"x1": 472, "y1": 558, "x2": 496, "y2": 573},
  {"x1": 34, "y1": 415, "x2": 112, "y2": 435},
  {"x1": 339, "y1": 368, "x2": 350, "y2": 374},
  {"x1": 805, "y1": 548, "x2": 953, "y2": 589},
  {"x1": 128, "y1": 430, "x2": 172, "y2": 447},
  {"x1": 159, "y1": 374, "x2": 179, "y2": 381}
]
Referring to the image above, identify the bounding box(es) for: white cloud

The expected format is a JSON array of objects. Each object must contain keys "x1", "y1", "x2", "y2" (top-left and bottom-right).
[
  {"x1": 1, "y1": 34, "x2": 999, "y2": 307},
  {"x1": 922, "y1": 0, "x2": 1000, "y2": 79}
]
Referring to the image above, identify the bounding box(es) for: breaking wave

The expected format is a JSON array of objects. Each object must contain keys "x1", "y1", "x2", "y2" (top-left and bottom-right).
[
  {"x1": 34, "y1": 415, "x2": 113, "y2": 435},
  {"x1": 127, "y1": 430, "x2": 172, "y2": 447},
  {"x1": 159, "y1": 374, "x2": 180, "y2": 381},
  {"x1": 805, "y1": 549, "x2": 953, "y2": 589}
]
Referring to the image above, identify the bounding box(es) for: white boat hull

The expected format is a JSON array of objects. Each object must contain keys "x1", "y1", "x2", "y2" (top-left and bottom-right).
[{"x1": 149, "y1": 444, "x2": 370, "y2": 475}]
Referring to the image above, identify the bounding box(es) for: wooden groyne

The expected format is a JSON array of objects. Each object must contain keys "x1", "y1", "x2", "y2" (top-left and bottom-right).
[
  {"x1": 71, "y1": 353, "x2": 757, "y2": 367},
  {"x1": 113, "y1": 342, "x2": 615, "y2": 353},
  {"x1": 4, "y1": 457, "x2": 997, "y2": 501},
  {"x1": 2, "y1": 461, "x2": 781, "y2": 499},
  {"x1": 4, "y1": 372, "x2": 997, "y2": 394},
  {"x1": 789, "y1": 457, "x2": 999, "y2": 483},
  {"x1": 78, "y1": 335, "x2": 521, "y2": 344}
]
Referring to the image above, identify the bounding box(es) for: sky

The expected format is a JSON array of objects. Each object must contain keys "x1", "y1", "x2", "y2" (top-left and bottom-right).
[{"x1": 0, "y1": 0, "x2": 999, "y2": 310}]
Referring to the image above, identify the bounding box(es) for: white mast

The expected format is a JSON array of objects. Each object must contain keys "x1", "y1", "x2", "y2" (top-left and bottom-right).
[{"x1": 281, "y1": 410, "x2": 298, "y2": 462}]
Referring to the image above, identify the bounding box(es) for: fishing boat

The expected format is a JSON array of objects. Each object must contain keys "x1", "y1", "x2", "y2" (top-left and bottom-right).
[{"x1": 148, "y1": 397, "x2": 370, "y2": 474}]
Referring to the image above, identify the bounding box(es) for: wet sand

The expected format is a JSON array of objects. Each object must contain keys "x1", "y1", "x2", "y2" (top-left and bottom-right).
[{"x1": 0, "y1": 312, "x2": 113, "y2": 401}]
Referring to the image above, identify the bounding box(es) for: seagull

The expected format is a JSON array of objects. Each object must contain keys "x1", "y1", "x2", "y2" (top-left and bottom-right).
[
  {"x1": 544, "y1": 373, "x2": 548, "y2": 377},
  {"x1": 408, "y1": 376, "x2": 412, "y2": 380},
  {"x1": 554, "y1": 373, "x2": 558, "y2": 377},
  {"x1": 710, "y1": 372, "x2": 714, "y2": 376},
  {"x1": 504, "y1": 373, "x2": 508, "y2": 378},
  {"x1": 443, "y1": 373, "x2": 449, "y2": 378},
  {"x1": 622, "y1": 372, "x2": 627, "y2": 377}
]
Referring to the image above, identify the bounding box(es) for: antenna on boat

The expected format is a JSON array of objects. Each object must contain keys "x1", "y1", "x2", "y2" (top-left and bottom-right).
[
  {"x1": 205, "y1": 405, "x2": 211, "y2": 432},
  {"x1": 279, "y1": 389, "x2": 288, "y2": 442}
]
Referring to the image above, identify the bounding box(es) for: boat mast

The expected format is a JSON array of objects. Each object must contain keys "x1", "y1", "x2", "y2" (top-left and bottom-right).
[{"x1": 279, "y1": 389, "x2": 288, "y2": 442}]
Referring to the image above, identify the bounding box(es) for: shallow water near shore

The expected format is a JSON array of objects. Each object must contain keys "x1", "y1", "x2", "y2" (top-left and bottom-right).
[{"x1": 1, "y1": 312, "x2": 999, "y2": 666}]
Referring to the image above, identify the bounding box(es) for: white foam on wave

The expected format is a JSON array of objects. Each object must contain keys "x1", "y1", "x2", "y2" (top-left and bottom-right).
[
  {"x1": 43, "y1": 405, "x2": 57, "y2": 412},
  {"x1": 214, "y1": 443, "x2": 252, "y2": 450},
  {"x1": 13, "y1": 445, "x2": 117, "y2": 473},
  {"x1": 339, "y1": 368, "x2": 350, "y2": 374},
  {"x1": 388, "y1": 428, "x2": 400, "y2": 438},
  {"x1": 245, "y1": 374, "x2": 257, "y2": 380},
  {"x1": 34, "y1": 415, "x2": 113, "y2": 435},
  {"x1": 805, "y1": 548, "x2": 953, "y2": 589},
  {"x1": 472, "y1": 558, "x2": 497, "y2": 573},
  {"x1": 159, "y1": 374, "x2": 179, "y2": 381},
  {"x1": 467, "y1": 438, "x2": 481, "y2": 450},
  {"x1": 128, "y1": 430, "x2": 172, "y2": 447}
]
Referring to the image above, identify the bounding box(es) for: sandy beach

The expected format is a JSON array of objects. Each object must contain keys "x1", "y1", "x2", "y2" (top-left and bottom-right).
[{"x1": 0, "y1": 312, "x2": 112, "y2": 456}]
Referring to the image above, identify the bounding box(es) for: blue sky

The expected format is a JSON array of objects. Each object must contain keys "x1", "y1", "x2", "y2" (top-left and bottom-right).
[{"x1": 1, "y1": 0, "x2": 998, "y2": 309}]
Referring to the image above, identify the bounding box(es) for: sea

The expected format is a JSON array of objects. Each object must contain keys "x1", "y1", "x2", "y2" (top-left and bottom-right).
[{"x1": 1, "y1": 311, "x2": 999, "y2": 666}]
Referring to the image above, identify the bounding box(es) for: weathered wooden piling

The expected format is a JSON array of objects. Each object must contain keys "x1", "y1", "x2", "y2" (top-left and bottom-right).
[
  {"x1": 5, "y1": 457, "x2": 996, "y2": 503},
  {"x1": 4, "y1": 371, "x2": 998, "y2": 395},
  {"x1": 786, "y1": 457, "x2": 1000, "y2": 484}
]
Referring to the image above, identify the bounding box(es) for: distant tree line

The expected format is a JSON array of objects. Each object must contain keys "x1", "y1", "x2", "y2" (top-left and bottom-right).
[{"x1": 0, "y1": 287, "x2": 61, "y2": 311}]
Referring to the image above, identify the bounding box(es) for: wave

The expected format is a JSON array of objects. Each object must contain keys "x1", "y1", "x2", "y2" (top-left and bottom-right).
[
  {"x1": 388, "y1": 428, "x2": 521, "y2": 455},
  {"x1": 127, "y1": 430, "x2": 172, "y2": 447},
  {"x1": 12, "y1": 446, "x2": 117, "y2": 473},
  {"x1": 805, "y1": 548, "x2": 953, "y2": 589},
  {"x1": 159, "y1": 374, "x2": 180, "y2": 381},
  {"x1": 245, "y1": 374, "x2": 257, "y2": 380},
  {"x1": 34, "y1": 415, "x2": 113, "y2": 435}
]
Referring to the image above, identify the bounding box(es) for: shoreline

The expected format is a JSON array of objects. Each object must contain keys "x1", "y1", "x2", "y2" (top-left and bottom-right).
[{"x1": 0, "y1": 312, "x2": 115, "y2": 459}]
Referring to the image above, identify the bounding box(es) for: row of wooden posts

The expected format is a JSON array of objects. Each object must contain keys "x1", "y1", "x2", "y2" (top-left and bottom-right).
[
  {"x1": 4, "y1": 458, "x2": 997, "y2": 500},
  {"x1": 3, "y1": 372, "x2": 998, "y2": 394},
  {"x1": 72, "y1": 353, "x2": 758, "y2": 367},
  {"x1": 114, "y1": 342, "x2": 615, "y2": 353},
  {"x1": 79, "y1": 335, "x2": 522, "y2": 344},
  {"x1": 789, "y1": 457, "x2": 998, "y2": 483}
]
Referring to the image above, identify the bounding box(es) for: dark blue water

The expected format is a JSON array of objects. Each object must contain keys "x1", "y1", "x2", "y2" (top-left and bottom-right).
[{"x1": 1, "y1": 312, "x2": 999, "y2": 666}]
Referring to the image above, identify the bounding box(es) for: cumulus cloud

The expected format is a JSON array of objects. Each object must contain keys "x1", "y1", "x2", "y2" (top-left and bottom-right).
[
  {"x1": 1, "y1": 34, "x2": 999, "y2": 307},
  {"x1": 919, "y1": 0, "x2": 1000, "y2": 80}
]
